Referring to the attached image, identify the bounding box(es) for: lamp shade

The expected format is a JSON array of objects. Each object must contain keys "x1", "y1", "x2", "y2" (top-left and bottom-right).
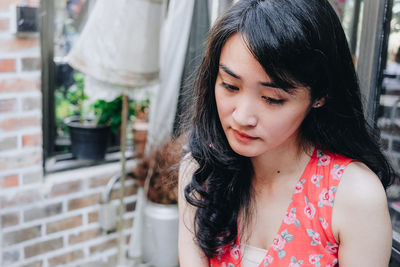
[{"x1": 67, "y1": 0, "x2": 163, "y2": 87}]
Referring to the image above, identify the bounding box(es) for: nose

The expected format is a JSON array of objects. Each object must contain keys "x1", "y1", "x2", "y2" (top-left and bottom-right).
[{"x1": 232, "y1": 101, "x2": 258, "y2": 127}]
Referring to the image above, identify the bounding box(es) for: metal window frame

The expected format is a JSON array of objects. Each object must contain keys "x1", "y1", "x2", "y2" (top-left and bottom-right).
[
  {"x1": 40, "y1": 0, "x2": 123, "y2": 173},
  {"x1": 40, "y1": 0, "x2": 56, "y2": 169},
  {"x1": 357, "y1": 0, "x2": 393, "y2": 123}
]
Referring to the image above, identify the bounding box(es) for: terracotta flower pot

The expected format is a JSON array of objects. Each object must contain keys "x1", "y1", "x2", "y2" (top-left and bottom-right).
[{"x1": 132, "y1": 121, "x2": 148, "y2": 156}]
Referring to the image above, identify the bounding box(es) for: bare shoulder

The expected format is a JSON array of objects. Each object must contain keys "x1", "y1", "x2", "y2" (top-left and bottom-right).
[
  {"x1": 336, "y1": 161, "x2": 387, "y2": 209},
  {"x1": 178, "y1": 154, "x2": 209, "y2": 266},
  {"x1": 178, "y1": 153, "x2": 199, "y2": 190},
  {"x1": 332, "y1": 161, "x2": 392, "y2": 266}
]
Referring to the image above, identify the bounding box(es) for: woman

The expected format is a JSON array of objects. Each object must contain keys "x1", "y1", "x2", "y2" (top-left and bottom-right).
[{"x1": 178, "y1": 0, "x2": 394, "y2": 266}]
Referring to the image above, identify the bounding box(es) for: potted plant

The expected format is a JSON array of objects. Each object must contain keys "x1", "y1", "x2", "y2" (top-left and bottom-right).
[
  {"x1": 64, "y1": 74, "x2": 118, "y2": 160},
  {"x1": 130, "y1": 137, "x2": 185, "y2": 267}
]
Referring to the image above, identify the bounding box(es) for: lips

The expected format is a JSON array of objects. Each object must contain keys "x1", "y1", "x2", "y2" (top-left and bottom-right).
[{"x1": 232, "y1": 129, "x2": 258, "y2": 142}]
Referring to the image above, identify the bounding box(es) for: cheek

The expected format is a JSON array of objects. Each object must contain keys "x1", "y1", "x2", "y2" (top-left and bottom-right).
[
  {"x1": 263, "y1": 108, "x2": 308, "y2": 138},
  {"x1": 215, "y1": 88, "x2": 232, "y2": 123}
]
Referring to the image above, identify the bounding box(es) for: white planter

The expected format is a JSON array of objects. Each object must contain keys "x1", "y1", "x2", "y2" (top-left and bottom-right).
[{"x1": 143, "y1": 201, "x2": 179, "y2": 267}]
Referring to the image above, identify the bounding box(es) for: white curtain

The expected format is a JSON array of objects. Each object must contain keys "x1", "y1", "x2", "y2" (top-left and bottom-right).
[
  {"x1": 146, "y1": 0, "x2": 195, "y2": 149},
  {"x1": 328, "y1": 0, "x2": 347, "y2": 19}
]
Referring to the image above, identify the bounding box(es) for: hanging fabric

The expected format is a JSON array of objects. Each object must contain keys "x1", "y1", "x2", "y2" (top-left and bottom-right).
[
  {"x1": 146, "y1": 0, "x2": 195, "y2": 149},
  {"x1": 173, "y1": 0, "x2": 210, "y2": 134}
]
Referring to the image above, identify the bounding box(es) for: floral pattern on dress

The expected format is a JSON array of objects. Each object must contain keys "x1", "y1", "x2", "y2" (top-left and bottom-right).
[
  {"x1": 229, "y1": 245, "x2": 240, "y2": 260},
  {"x1": 221, "y1": 263, "x2": 235, "y2": 267},
  {"x1": 272, "y1": 229, "x2": 294, "y2": 259},
  {"x1": 306, "y1": 229, "x2": 322, "y2": 246},
  {"x1": 330, "y1": 164, "x2": 345, "y2": 180},
  {"x1": 318, "y1": 187, "x2": 337, "y2": 207},
  {"x1": 319, "y1": 217, "x2": 329, "y2": 230},
  {"x1": 289, "y1": 256, "x2": 304, "y2": 266},
  {"x1": 294, "y1": 179, "x2": 306, "y2": 194},
  {"x1": 216, "y1": 247, "x2": 225, "y2": 261},
  {"x1": 311, "y1": 175, "x2": 323, "y2": 187},
  {"x1": 309, "y1": 254, "x2": 324, "y2": 267},
  {"x1": 325, "y1": 242, "x2": 338, "y2": 255},
  {"x1": 284, "y1": 208, "x2": 301, "y2": 226},
  {"x1": 325, "y1": 258, "x2": 338, "y2": 267},
  {"x1": 304, "y1": 196, "x2": 316, "y2": 219},
  {"x1": 209, "y1": 149, "x2": 352, "y2": 267},
  {"x1": 263, "y1": 255, "x2": 274, "y2": 266},
  {"x1": 317, "y1": 150, "x2": 331, "y2": 166}
]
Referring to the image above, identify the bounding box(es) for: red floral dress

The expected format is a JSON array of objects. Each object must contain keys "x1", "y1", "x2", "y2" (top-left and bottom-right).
[{"x1": 209, "y1": 149, "x2": 354, "y2": 267}]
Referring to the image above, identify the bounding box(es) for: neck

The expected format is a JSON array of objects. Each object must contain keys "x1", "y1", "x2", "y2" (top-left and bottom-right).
[{"x1": 251, "y1": 140, "x2": 313, "y2": 189}]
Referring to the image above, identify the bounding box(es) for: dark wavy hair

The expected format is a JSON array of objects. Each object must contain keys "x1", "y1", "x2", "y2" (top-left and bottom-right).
[{"x1": 182, "y1": 0, "x2": 394, "y2": 258}]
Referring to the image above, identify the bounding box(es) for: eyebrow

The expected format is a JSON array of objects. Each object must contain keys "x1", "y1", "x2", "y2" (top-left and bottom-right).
[{"x1": 219, "y1": 64, "x2": 281, "y2": 89}]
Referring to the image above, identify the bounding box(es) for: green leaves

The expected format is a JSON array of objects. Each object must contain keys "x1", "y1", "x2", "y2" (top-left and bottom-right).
[{"x1": 93, "y1": 97, "x2": 123, "y2": 134}]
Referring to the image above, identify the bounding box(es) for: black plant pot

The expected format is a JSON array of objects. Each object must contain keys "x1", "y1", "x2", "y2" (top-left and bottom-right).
[{"x1": 65, "y1": 117, "x2": 111, "y2": 160}]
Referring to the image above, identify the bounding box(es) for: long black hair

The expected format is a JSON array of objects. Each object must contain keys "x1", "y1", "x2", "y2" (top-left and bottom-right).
[{"x1": 182, "y1": 0, "x2": 394, "y2": 258}]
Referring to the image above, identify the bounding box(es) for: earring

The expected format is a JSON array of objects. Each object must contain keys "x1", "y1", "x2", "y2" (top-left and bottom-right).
[{"x1": 313, "y1": 102, "x2": 321, "y2": 108}]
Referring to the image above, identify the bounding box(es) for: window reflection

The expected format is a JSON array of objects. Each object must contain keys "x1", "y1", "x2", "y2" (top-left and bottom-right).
[{"x1": 378, "y1": 1, "x2": 400, "y2": 264}]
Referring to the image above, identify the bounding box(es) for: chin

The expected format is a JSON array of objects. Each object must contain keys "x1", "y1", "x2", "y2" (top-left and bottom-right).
[{"x1": 229, "y1": 141, "x2": 262, "y2": 158}]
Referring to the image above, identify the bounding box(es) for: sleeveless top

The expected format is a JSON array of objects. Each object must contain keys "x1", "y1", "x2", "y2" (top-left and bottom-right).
[{"x1": 209, "y1": 149, "x2": 354, "y2": 267}]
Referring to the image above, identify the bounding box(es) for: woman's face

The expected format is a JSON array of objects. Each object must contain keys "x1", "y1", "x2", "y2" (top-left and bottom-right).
[{"x1": 215, "y1": 33, "x2": 313, "y2": 158}]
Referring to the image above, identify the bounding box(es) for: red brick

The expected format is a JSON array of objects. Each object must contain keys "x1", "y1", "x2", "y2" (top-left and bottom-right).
[
  {"x1": 46, "y1": 215, "x2": 82, "y2": 234},
  {"x1": 22, "y1": 170, "x2": 42, "y2": 184},
  {"x1": 0, "y1": 136, "x2": 18, "y2": 151},
  {"x1": 0, "y1": 98, "x2": 16, "y2": 113},
  {"x1": 68, "y1": 193, "x2": 101, "y2": 211},
  {"x1": 0, "y1": 38, "x2": 39, "y2": 52},
  {"x1": 22, "y1": 96, "x2": 41, "y2": 111},
  {"x1": 0, "y1": 174, "x2": 18, "y2": 188},
  {"x1": 110, "y1": 185, "x2": 137, "y2": 201},
  {"x1": 0, "y1": 0, "x2": 39, "y2": 9},
  {"x1": 89, "y1": 176, "x2": 112, "y2": 188},
  {"x1": 0, "y1": 59, "x2": 15, "y2": 73},
  {"x1": 2, "y1": 250, "x2": 19, "y2": 265},
  {"x1": 0, "y1": 0, "x2": 21, "y2": 10},
  {"x1": 0, "y1": 0, "x2": 38, "y2": 10},
  {"x1": 3, "y1": 225, "x2": 41, "y2": 246},
  {"x1": 88, "y1": 211, "x2": 99, "y2": 223},
  {"x1": 0, "y1": 78, "x2": 39, "y2": 93},
  {"x1": 22, "y1": 57, "x2": 40, "y2": 71},
  {"x1": 22, "y1": 133, "x2": 42, "y2": 147},
  {"x1": 0, "y1": 151, "x2": 41, "y2": 172},
  {"x1": 24, "y1": 202, "x2": 62, "y2": 222},
  {"x1": 89, "y1": 239, "x2": 118, "y2": 253},
  {"x1": 124, "y1": 218, "x2": 133, "y2": 229},
  {"x1": 22, "y1": 261, "x2": 42, "y2": 267},
  {"x1": 1, "y1": 212, "x2": 19, "y2": 228},
  {"x1": 68, "y1": 228, "x2": 100, "y2": 244},
  {"x1": 0, "y1": 116, "x2": 40, "y2": 131},
  {"x1": 1, "y1": 188, "x2": 41, "y2": 208},
  {"x1": 0, "y1": 18, "x2": 9, "y2": 31},
  {"x1": 49, "y1": 180, "x2": 81, "y2": 197},
  {"x1": 24, "y1": 237, "x2": 63, "y2": 258},
  {"x1": 48, "y1": 250, "x2": 84, "y2": 267},
  {"x1": 27, "y1": 0, "x2": 39, "y2": 7}
]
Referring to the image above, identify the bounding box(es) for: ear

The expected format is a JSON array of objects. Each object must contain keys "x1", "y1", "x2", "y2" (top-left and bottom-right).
[{"x1": 312, "y1": 97, "x2": 326, "y2": 108}]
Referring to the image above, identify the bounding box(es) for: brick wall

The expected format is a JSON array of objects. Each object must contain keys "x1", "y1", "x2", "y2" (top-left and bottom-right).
[
  {"x1": 0, "y1": 1, "x2": 139, "y2": 266},
  {"x1": 1, "y1": 162, "x2": 138, "y2": 267},
  {"x1": 0, "y1": 0, "x2": 42, "y2": 190}
]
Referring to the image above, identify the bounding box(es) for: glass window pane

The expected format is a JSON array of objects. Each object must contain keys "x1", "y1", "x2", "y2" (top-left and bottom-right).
[{"x1": 377, "y1": 1, "x2": 400, "y2": 263}]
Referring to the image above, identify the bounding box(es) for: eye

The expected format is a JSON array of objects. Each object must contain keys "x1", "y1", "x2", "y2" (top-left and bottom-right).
[
  {"x1": 262, "y1": 96, "x2": 285, "y2": 105},
  {"x1": 220, "y1": 82, "x2": 239, "y2": 91}
]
